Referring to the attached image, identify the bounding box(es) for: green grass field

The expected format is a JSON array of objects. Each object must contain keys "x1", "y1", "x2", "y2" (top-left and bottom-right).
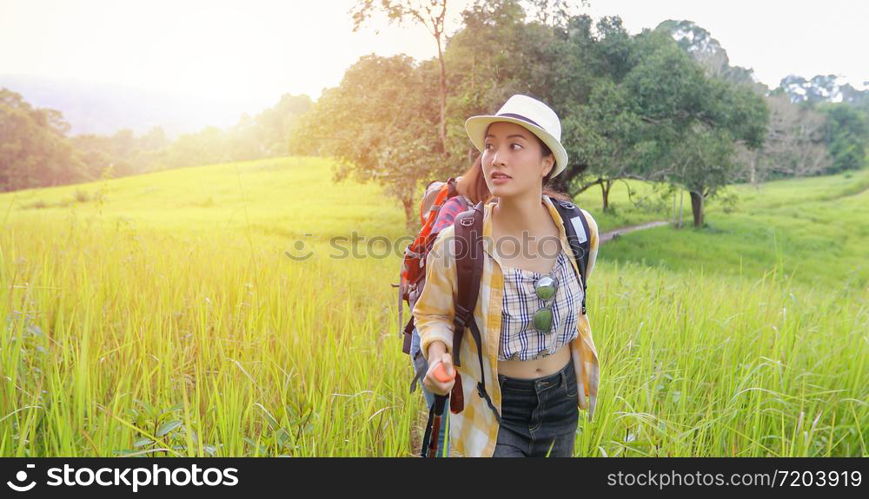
[{"x1": 1, "y1": 157, "x2": 866, "y2": 456}]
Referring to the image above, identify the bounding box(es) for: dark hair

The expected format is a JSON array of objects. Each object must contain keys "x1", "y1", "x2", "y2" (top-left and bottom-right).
[
  {"x1": 533, "y1": 135, "x2": 572, "y2": 202},
  {"x1": 457, "y1": 154, "x2": 492, "y2": 205}
]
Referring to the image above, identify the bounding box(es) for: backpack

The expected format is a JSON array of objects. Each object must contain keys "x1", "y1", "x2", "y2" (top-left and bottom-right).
[
  {"x1": 398, "y1": 193, "x2": 593, "y2": 417},
  {"x1": 396, "y1": 177, "x2": 460, "y2": 361}
]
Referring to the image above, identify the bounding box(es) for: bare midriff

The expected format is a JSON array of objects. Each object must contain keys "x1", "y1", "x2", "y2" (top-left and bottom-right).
[{"x1": 497, "y1": 343, "x2": 571, "y2": 379}]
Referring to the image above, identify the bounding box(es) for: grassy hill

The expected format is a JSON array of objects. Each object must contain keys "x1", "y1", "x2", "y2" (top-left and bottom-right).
[
  {"x1": 1, "y1": 157, "x2": 865, "y2": 456},
  {"x1": 581, "y1": 167, "x2": 869, "y2": 290}
]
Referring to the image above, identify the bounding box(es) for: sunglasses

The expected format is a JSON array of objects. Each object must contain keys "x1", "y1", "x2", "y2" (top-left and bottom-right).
[{"x1": 532, "y1": 274, "x2": 559, "y2": 333}]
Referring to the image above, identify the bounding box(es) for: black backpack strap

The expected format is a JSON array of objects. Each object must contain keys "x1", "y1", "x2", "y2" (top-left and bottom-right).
[
  {"x1": 551, "y1": 198, "x2": 591, "y2": 315},
  {"x1": 452, "y1": 204, "x2": 483, "y2": 367},
  {"x1": 466, "y1": 316, "x2": 500, "y2": 423},
  {"x1": 402, "y1": 316, "x2": 415, "y2": 355},
  {"x1": 452, "y1": 201, "x2": 501, "y2": 423},
  {"x1": 404, "y1": 316, "x2": 423, "y2": 393}
]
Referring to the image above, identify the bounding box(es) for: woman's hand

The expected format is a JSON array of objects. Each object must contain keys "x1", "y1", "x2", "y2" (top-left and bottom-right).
[{"x1": 423, "y1": 341, "x2": 456, "y2": 396}]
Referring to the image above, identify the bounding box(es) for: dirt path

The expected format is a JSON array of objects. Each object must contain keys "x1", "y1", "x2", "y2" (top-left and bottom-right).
[{"x1": 600, "y1": 220, "x2": 669, "y2": 244}]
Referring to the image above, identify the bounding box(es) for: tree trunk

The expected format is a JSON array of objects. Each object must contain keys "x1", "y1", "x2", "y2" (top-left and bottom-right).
[
  {"x1": 689, "y1": 190, "x2": 704, "y2": 228},
  {"x1": 436, "y1": 34, "x2": 447, "y2": 155},
  {"x1": 402, "y1": 195, "x2": 416, "y2": 232},
  {"x1": 750, "y1": 149, "x2": 758, "y2": 186},
  {"x1": 600, "y1": 179, "x2": 613, "y2": 212},
  {"x1": 672, "y1": 189, "x2": 677, "y2": 226}
]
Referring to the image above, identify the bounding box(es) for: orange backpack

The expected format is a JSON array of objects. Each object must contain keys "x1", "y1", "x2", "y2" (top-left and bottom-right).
[{"x1": 395, "y1": 177, "x2": 459, "y2": 356}]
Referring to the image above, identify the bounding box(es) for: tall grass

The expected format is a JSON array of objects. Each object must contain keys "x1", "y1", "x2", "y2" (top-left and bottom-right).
[{"x1": 1, "y1": 157, "x2": 865, "y2": 456}]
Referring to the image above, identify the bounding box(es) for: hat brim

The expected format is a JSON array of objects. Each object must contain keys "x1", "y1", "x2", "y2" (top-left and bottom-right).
[{"x1": 465, "y1": 115, "x2": 568, "y2": 178}]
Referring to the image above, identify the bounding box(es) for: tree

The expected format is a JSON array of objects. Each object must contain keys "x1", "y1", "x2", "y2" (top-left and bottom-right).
[
  {"x1": 351, "y1": 0, "x2": 451, "y2": 155},
  {"x1": 820, "y1": 103, "x2": 867, "y2": 173},
  {"x1": 444, "y1": 0, "x2": 569, "y2": 173},
  {"x1": 289, "y1": 54, "x2": 439, "y2": 230},
  {"x1": 735, "y1": 94, "x2": 831, "y2": 184},
  {"x1": 349, "y1": 0, "x2": 579, "y2": 157},
  {"x1": 0, "y1": 88, "x2": 86, "y2": 191},
  {"x1": 523, "y1": 0, "x2": 586, "y2": 28},
  {"x1": 619, "y1": 33, "x2": 768, "y2": 227},
  {"x1": 257, "y1": 94, "x2": 312, "y2": 156},
  {"x1": 668, "y1": 78, "x2": 768, "y2": 227},
  {"x1": 671, "y1": 127, "x2": 736, "y2": 227},
  {"x1": 71, "y1": 126, "x2": 172, "y2": 179},
  {"x1": 561, "y1": 29, "x2": 707, "y2": 211},
  {"x1": 162, "y1": 126, "x2": 230, "y2": 168},
  {"x1": 566, "y1": 79, "x2": 647, "y2": 211},
  {"x1": 556, "y1": 16, "x2": 642, "y2": 203}
]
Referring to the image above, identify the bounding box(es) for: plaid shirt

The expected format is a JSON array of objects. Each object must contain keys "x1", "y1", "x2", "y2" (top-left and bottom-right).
[
  {"x1": 413, "y1": 195, "x2": 600, "y2": 457},
  {"x1": 499, "y1": 250, "x2": 581, "y2": 361}
]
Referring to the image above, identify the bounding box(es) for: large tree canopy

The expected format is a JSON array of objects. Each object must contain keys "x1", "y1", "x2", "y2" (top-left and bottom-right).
[
  {"x1": 289, "y1": 54, "x2": 440, "y2": 230},
  {"x1": 291, "y1": 2, "x2": 773, "y2": 229}
]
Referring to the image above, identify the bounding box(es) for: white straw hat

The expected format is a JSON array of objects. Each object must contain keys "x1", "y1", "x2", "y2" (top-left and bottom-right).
[{"x1": 464, "y1": 94, "x2": 568, "y2": 178}]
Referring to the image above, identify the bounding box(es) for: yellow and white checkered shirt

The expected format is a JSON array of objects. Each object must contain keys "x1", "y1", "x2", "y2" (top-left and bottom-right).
[{"x1": 413, "y1": 194, "x2": 600, "y2": 457}]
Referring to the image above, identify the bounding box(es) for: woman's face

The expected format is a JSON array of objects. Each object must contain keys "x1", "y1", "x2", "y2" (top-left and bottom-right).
[{"x1": 481, "y1": 121, "x2": 554, "y2": 198}]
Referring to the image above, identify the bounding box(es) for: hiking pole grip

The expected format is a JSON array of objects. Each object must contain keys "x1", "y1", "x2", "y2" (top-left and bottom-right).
[
  {"x1": 422, "y1": 362, "x2": 454, "y2": 458},
  {"x1": 433, "y1": 362, "x2": 454, "y2": 383}
]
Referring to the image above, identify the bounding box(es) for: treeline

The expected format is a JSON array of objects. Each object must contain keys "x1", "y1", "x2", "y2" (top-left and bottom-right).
[
  {"x1": 660, "y1": 19, "x2": 869, "y2": 184},
  {"x1": 1, "y1": 0, "x2": 867, "y2": 230},
  {"x1": 0, "y1": 90, "x2": 311, "y2": 189},
  {"x1": 291, "y1": 0, "x2": 868, "y2": 229}
]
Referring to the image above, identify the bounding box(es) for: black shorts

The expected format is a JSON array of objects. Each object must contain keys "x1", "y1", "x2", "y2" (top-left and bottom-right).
[{"x1": 494, "y1": 357, "x2": 579, "y2": 457}]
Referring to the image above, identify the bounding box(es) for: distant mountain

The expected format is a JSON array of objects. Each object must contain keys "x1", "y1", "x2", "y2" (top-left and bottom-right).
[
  {"x1": 0, "y1": 74, "x2": 279, "y2": 138},
  {"x1": 778, "y1": 74, "x2": 869, "y2": 105}
]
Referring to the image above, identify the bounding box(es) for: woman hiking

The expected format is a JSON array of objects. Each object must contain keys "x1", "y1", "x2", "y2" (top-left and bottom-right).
[{"x1": 413, "y1": 94, "x2": 600, "y2": 457}]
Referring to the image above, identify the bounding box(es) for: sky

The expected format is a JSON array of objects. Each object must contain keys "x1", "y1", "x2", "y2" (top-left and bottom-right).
[{"x1": 1, "y1": 0, "x2": 866, "y2": 118}]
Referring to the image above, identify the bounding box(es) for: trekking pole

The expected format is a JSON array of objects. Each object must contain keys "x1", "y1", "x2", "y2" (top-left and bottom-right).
[
  {"x1": 391, "y1": 283, "x2": 402, "y2": 338},
  {"x1": 421, "y1": 362, "x2": 454, "y2": 458}
]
